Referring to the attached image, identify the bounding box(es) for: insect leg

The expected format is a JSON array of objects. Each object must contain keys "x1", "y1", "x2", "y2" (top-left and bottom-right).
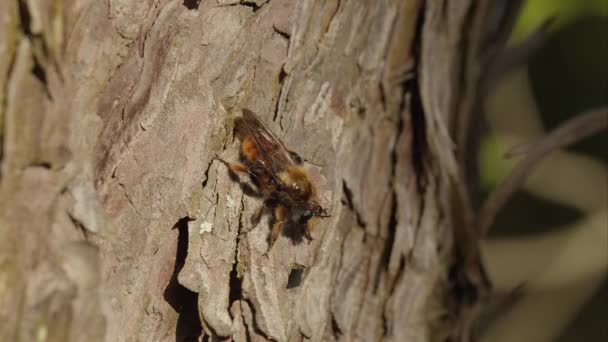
[
  {"x1": 251, "y1": 204, "x2": 266, "y2": 227},
  {"x1": 267, "y1": 205, "x2": 287, "y2": 253},
  {"x1": 303, "y1": 220, "x2": 315, "y2": 243},
  {"x1": 214, "y1": 157, "x2": 251, "y2": 175}
]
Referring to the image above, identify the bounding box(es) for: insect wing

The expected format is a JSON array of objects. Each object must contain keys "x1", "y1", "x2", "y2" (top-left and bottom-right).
[{"x1": 239, "y1": 109, "x2": 298, "y2": 176}]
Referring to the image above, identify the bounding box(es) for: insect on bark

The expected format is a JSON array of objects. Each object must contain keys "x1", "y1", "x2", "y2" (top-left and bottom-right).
[{"x1": 215, "y1": 109, "x2": 329, "y2": 253}]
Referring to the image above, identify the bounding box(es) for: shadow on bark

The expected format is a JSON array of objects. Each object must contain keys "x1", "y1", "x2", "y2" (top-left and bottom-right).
[{"x1": 163, "y1": 217, "x2": 202, "y2": 342}]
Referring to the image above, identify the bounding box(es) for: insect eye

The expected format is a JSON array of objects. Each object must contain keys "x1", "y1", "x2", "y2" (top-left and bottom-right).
[
  {"x1": 289, "y1": 151, "x2": 303, "y2": 164},
  {"x1": 299, "y1": 210, "x2": 312, "y2": 223}
]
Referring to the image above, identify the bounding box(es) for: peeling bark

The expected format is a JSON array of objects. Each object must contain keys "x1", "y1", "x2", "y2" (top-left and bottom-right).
[{"x1": 0, "y1": 0, "x2": 519, "y2": 341}]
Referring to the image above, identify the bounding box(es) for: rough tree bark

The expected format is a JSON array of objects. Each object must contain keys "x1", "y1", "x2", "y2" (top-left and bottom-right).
[{"x1": 0, "y1": 1, "x2": 510, "y2": 341}]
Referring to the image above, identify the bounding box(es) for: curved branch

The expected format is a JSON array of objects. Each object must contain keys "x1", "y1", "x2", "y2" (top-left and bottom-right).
[{"x1": 478, "y1": 107, "x2": 608, "y2": 236}]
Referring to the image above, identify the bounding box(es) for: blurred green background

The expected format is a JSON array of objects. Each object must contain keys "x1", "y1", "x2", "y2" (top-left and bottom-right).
[{"x1": 478, "y1": 0, "x2": 607, "y2": 341}]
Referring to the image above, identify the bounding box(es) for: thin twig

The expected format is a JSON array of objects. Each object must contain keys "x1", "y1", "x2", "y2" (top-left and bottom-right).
[
  {"x1": 480, "y1": 18, "x2": 554, "y2": 98},
  {"x1": 477, "y1": 107, "x2": 608, "y2": 236}
]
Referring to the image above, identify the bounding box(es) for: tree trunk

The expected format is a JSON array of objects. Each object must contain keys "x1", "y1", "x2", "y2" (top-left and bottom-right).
[{"x1": 0, "y1": 0, "x2": 498, "y2": 341}]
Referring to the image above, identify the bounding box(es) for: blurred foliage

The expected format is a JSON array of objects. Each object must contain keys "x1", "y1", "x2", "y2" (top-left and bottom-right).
[
  {"x1": 512, "y1": 0, "x2": 608, "y2": 40},
  {"x1": 479, "y1": 1, "x2": 607, "y2": 341},
  {"x1": 479, "y1": 134, "x2": 512, "y2": 192},
  {"x1": 482, "y1": 3, "x2": 608, "y2": 192},
  {"x1": 529, "y1": 16, "x2": 608, "y2": 161},
  {"x1": 557, "y1": 285, "x2": 608, "y2": 342},
  {"x1": 487, "y1": 191, "x2": 582, "y2": 237}
]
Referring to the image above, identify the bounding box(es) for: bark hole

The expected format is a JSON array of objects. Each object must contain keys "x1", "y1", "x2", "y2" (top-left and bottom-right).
[
  {"x1": 29, "y1": 161, "x2": 52, "y2": 169},
  {"x1": 182, "y1": 0, "x2": 201, "y2": 11},
  {"x1": 286, "y1": 266, "x2": 305, "y2": 289},
  {"x1": 163, "y1": 217, "x2": 202, "y2": 342}
]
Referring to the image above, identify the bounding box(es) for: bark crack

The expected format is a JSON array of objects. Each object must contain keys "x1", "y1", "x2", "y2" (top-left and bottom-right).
[
  {"x1": 16, "y1": 0, "x2": 51, "y2": 64},
  {"x1": 374, "y1": 191, "x2": 397, "y2": 293},
  {"x1": 242, "y1": 298, "x2": 277, "y2": 342},
  {"x1": 373, "y1": 80, "x2": 406, "y2": 292},
  {"x1": 330, "y1": 312, "x2": 343, "y2": 339},
  {"x1": 201, "y1": 159, "x2": 215, "y2": 189},
  {"x1": 240, "y1": 301, "x2": 254, "y2": 342},
  {"x1": 239, "y1": 0, "x2": 267, "y2": 12},
  {"x1": 273, "y1": 26, "x2": 290, "y2": 40},
  {"x1": 0, "y1": 41, "x2": 17, "y2": 179},
  {"x1": 229, "y1": 196, "x2": 245, "y2": 306},
  {"x1": 118, "y1": 180, "x2": 144, "y2": 218},
  {"x1": 407, "y1": 76, "x2": 429, "y2": 248},
  {"x1": 327, "y1": 0, "x2": 341, "y2": 35},
  {"x1": 16, "y1": 0, "x2": 53, "y2": 99},
  {"x1": 406, "y1": 2, "x2": 429, "y2": 196},
  {"x1": 164, "y1": 217, "x2": 203, "y2": 341},
  {"x1": 375, "y1": 2, "x2": 430, "y2": 337},
  {"x1": 138, "y1": 0, "x2": 171, "y2": 57},
  {"x1": 67, "y1": 212, "x2": 90, "y2": 240},
  {"x1": 273, "y1": 66, "x2": 288, "y2": 122},
  {"x1": 341, "y1": 180, "x2": 367, "y2": 228},
  {"x1": 403, "y1": 2, "x2": 429, "y2": 253},
  {"x1": 381, "y1": 254, "x2": 406, "y2": 338}
]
